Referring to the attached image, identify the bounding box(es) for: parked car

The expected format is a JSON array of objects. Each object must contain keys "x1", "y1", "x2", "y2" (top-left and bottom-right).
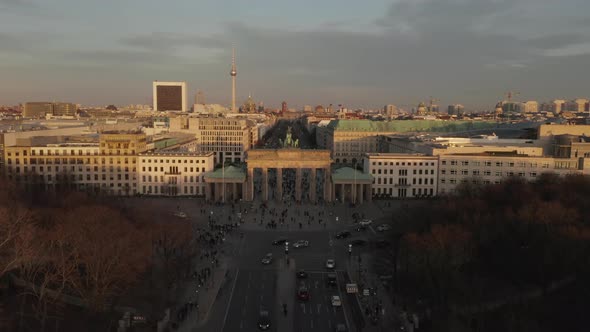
[
  {"x1": 326, "y1": 259, "x2": 336, "y2": 269},
  {"x1": 261, "y1": 253, "x2": 273, "y2": 265},
  {"x1": 376, "y1": 224, "x2": 391, "y2": 232},
  {"x1": 293, "y1": 240, "x2": 309, "y2": 248},
  {"x1": 335, "y1": 231, "x2": 351, "y2": 239},
  {"x1": 359, "y1": 219, "x2": 373, "y2": 226},
  {"x1": 331, "y1": 295, "x2": 342, "y2": 307}
]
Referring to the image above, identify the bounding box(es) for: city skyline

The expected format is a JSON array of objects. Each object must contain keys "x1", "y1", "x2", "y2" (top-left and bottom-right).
[{"x1": 1, "y1": 0, "x2": 590, "y2": 109}]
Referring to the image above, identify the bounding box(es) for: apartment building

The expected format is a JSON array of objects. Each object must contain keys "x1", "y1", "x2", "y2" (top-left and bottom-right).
[
  {"x1": 365, "y1": 153, "x2": 438, "y2": 198},
  {"x1": 169, "y1": 116, "x2": 254, "y2": 163},
  {"x1": 4, "y1": 132, "x2": 148, "y2": 195},
  {"x1": 438, "y1": 153, "x2": 585, "y2": 194},
  {"x1": 138, "y1": 151, "x2": 214, "y2": 196}
]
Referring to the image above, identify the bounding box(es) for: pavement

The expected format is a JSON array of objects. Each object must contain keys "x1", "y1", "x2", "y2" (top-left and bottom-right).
[{"x1": 123, "y1": 194, "x2": 411, "y2": 332}]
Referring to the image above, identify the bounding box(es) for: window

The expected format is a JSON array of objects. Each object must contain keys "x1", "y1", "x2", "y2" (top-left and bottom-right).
[
  {"x1": 496, "y1": 162, "x2": 502, "y2": 167},
  {"x1": 450, "y1": 160, "x2": 457, "y2": 165},
  {"x1": 472, "y1": 170, "x2": 480, "y2": 176}
]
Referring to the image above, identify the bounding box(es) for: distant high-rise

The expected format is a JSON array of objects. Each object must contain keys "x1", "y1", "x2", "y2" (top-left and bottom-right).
[
  {"x1": 447, "y1": 104, "x2": 464, "y2": 115},
  {"x1": 281, "y1": 101, "x2": 288, "y2": 113},
  {"x1": 23, "y1": 102, "x2": 53, "y2": 118},
  {"x1": 552, "y1": 99, "x2": 566, "y2": 114},
  {"x1": 522, "y1": 101, "x2": 538, "y2": 114},
  {"x1": 23, "y1": 102, "x2": 76, "y2": 118},
  {"x1": 384, "y1": 104, "x2": 398, "y2": 118},
  {"x1": 153, "y1": 81, "x2": 187, "y2": 112},
  {"x1": 195, "y1": 90, "x2": 205, "y2": 105}
]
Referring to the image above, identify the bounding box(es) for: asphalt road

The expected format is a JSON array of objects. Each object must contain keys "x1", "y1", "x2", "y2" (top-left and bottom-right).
[{"x1": 219, "y1": 229, "x2": 368, "y2": 332}]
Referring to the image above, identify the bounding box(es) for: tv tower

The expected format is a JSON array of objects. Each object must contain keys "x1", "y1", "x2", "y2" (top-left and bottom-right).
[{"x1": 230, "y1": 48, "x2": 237, "y2": 112}]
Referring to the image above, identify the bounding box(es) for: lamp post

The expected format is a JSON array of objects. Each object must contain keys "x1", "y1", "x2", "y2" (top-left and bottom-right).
[
  {"x1": 222, "y1": 157, "x2": 225, "y2": 203},
  {"x1": 353, "y1": 161, "x2": 357, "y2": 205}
]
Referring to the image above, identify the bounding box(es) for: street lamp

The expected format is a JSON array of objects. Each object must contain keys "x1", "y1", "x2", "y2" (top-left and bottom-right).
[
  {"x1": 348, "y1": 244, "x2": 352, "y2": 257},
  {"x1": 285, "y1": 242, "x2": 289, "y2": 264},
  {"x1": 353, "y1": 161, "x2": 357, "y2": 205},
  {"x1": 222, "y1": 157, "x2": 225, "y2": 203}
]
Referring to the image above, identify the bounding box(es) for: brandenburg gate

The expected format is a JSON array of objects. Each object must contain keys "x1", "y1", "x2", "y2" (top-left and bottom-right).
[{"x1": 245, "y1": 149, "x2": 333, "y2": 202}]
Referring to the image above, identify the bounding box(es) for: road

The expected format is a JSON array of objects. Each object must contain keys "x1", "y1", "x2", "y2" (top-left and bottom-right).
[{"x1": 219, "y1": 229, "x2": 364, "y2": 332}]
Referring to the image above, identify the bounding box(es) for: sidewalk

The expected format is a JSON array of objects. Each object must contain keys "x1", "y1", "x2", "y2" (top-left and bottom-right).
[{"x1": 347, "y1": 253, "x2": 401, "y2": 332}]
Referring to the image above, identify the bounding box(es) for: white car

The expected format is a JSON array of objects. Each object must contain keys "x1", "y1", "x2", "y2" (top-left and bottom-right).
[
  {"x1": 261, "y1": 253, "x2": 273, "y2": 265},
  {"x1": 326, "y1": 259, "x2": 335, "y2": 269},
  {"x1": 376, "y1": 224, "x2": 390, "y2": 232},
  {"x1": 173, "y1": 211, "x2": 187, "y2": 218},
  {"x1": 293, "y1": 240, "x2": 309, "y2": 248},
  {"x1": 331, "y1": 295, "x2": 342, "y2": 307},
  {"x1": 359, "y1": 219, "x2": 373, "y2": 226}
]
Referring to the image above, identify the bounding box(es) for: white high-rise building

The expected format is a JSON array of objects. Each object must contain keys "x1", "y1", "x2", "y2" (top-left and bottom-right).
[
  {"x1": 522, "y1": 101, "x2": 538, "y2": 114},
  {"x1": 153, "y1": 81, "x2": 187, "y2": 112}
]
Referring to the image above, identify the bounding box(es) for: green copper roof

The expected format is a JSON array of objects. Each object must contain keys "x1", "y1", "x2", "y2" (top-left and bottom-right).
[
  {"x1": 327, "y1": 119, "x2": 499, "y2": 133},
  {"x1": 204, "y1": 165, "x2": 246, "y2": 181},
  {"x1": 331, "y1": 167, "x2": 373, "y2": 182}
]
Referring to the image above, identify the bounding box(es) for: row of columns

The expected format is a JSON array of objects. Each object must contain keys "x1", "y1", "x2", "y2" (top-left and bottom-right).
[
  {"x1": 246, "y1": 167, "x2": 332, "y2": 203},
  {"x1": 205, "y1": 182, "x2": 245, "y2": 202},
  {"x1": 333, "y1": 182, "x2": 372, "y2": 204}
]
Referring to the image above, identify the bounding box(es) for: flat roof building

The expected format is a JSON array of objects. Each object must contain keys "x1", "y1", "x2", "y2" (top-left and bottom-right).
[{"x1": 153, "y1": 81, "x2": 187, "y2": 112}]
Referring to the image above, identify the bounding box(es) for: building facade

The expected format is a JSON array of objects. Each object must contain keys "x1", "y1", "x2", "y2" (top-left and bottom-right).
[
  {"x1": 153, "y1": 81, "x2": 187, "y2": 112},
  {"x1": 437, "y1": 153, "x2": 585, "y2": 194},
  {"x1": 365, "y1": 153, "x2": 438, "y2": 198},
  {"x1": 138, "y1": 151, "x2": 214, "y2": 196},
  {"x1": 169, "y1": 116, "x2": 254, "y2": 163}
]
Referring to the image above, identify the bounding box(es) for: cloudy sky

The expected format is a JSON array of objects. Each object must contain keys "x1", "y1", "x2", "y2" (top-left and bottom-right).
[{"x1": 1, "y1": 0, "x2": 589, "y2": 110}]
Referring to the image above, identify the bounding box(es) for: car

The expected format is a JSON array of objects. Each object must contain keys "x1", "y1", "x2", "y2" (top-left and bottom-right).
[
  {"x1": 257, "y1": 309, "x2": 271, "y2": 330},
  {"x1": 331, "y1": 295, "x2": 342, "y2": 307},
  {"x1": 293, "y1": 240, "x2": 309, "y2": 248},
  {"x1": 173, "y1": 211, "x2": 187, "y2": 218},
  {"x1": 261, "y1": 253, "x2": 273, "y2": 265},
  {"x1": 335, "y1": 323, "x2": 348, "y2": 332},
  {"x1": 335, "y1": 231, "x2": 351, "y2": 239},
  {"x1": 355, "y1": 225, "x2": 367, "y2": 232},
  {"x1": 374, "y1": 239, "x2": 391, "y2": 248},
  {"x1": 350, "y1": 239, "x2": 367, "y2": 246},
  {"x1": 327, "y1": 273, "x2": 337, "y2": 285},
  {"x1": 359, "y1": 219, "x2": 373, "y2": 226},
  {"x1": 326, "y1": 259, "x2": 335, "y2": 269},
  {"x1": 297, "y1": 286, "x2": 310, "y2": 301},
  {"x1": 376, "y1": 224, "x2": 391, "y2": 232},
  {"x1": 296, "y1": 270, "x2": 308, "y2": 279},
  {"x1": 272, "y1": 238, "x2": 288, "y2": 245}
]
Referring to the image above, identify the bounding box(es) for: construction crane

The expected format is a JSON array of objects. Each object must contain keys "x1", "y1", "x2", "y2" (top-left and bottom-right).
[{"x1": 505, "y1": 91, "x2": 520, "y2": 102}]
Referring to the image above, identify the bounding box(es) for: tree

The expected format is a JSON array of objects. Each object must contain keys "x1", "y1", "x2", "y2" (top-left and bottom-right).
[{"x1": 60, "y1": 205, "x2": 151, "y2": 311}]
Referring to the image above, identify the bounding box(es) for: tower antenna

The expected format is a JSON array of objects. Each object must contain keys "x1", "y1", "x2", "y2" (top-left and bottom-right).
[{"x1": 230, "y1": 47, "x2": 237, "y2": 112}]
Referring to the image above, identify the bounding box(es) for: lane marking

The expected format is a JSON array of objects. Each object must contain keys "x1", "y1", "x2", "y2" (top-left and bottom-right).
[
  {"x1": 328, "y1": 320, "x2": 332, "y2": 329},
  {"x1": 310, "y1": 319, "x2": 314, "y2": 328},
  {"x1": 301, "y1": 303, "x2": 306, "y2": 314},
  {"x1": 221, "y1": 269, "x2": 239, "y2": 332},
  {"x1": 336, "y1": 272, "x2": 351, "y2": 330},
  {"x1": 317, "y1": 304, "x2": 321, "y2": 314}
]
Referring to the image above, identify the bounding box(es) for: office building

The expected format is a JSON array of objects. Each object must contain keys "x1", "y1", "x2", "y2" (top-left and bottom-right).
[
  {"x1": 138, "y1": 151, "x2": 214, "y2": 196},
  {"x1": 365, "y1": 153, "x2": 438, "y2": 198},
  {"x1": 384, "y1": 105, "x2": 398, "y2": 118},
  {"x1": 447, "y1": 104, "x2": 464, "y2": 116},
  {"x1": 153, "y1": 81, "x2": 187, "y2": 112},
  {"x1": 522, "y1": 101, "x2": 538, "y2": 114},
  {"x1": 169, "y1": 116, "x2": 255, "y2": 163}
]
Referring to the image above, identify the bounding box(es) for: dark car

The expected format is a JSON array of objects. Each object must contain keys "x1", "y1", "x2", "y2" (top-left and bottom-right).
[
  {"x1": 297, "y1": 286, "x2": 310, "y2": 301},
  {"x1": 335, "y1": 231, "x2": 351, "y2": 239},
  {"x1": 355, "y1": 225, "x2": 367, "y2": 232},
  {"x1": 350, "y1": 239, "x2": 367, "y2": 246},
  {"x1": 272, "y1": 238, "x2": 288, "y2": 245},
  {"x1": 257, "y1": 310, "x2": 271, "y2": 330},
  {"x1": 296, "y1": 270, "x2": 308, "y2": 279},
  {"x1": 327, "y1": 273, "x2": 337, "y2": 286}
]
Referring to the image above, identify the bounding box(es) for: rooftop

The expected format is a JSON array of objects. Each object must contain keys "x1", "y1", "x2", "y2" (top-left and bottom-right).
[
  {"x1": 204, "y1": 165, "x2": 246, "y2": 181},
  {"x1": 328, "y1": 119, "x2": 500, "y2": 133},
  {"x1": 331, "y1": 167, "x2": 373, "y2": 182}
]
